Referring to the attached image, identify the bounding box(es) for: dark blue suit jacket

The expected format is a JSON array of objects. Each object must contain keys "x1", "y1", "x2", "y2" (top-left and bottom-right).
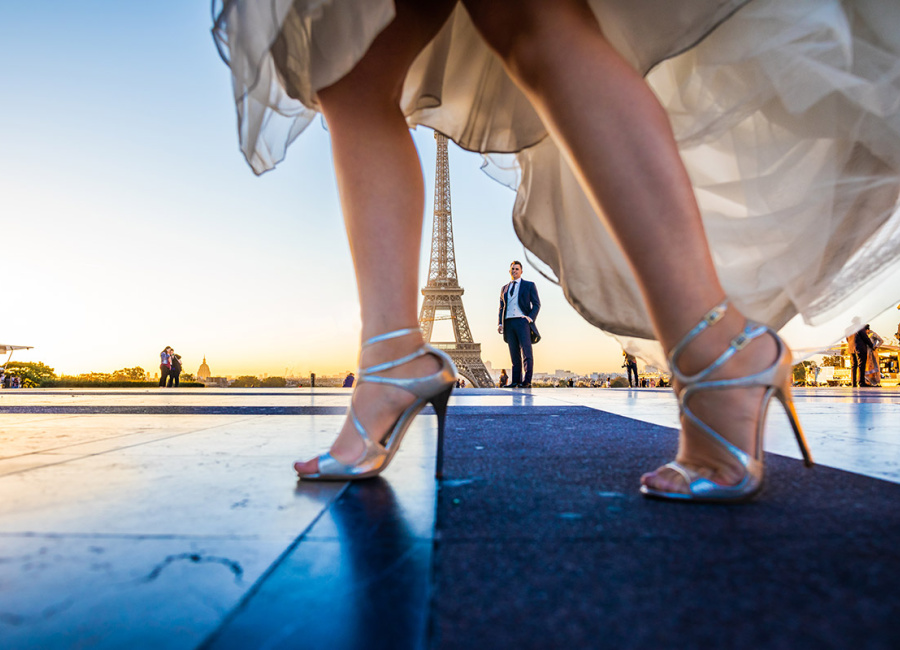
[
  {"x1": 854, "y1": 328, "x2": 874, "y2": 354},
  {"x1": 499, "y1": 280, "x2": 541, "y2": 343}
]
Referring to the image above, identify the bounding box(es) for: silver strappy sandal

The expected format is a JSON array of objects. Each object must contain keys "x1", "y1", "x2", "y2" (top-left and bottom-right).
[
  {"x1": 297, "y1": 327, "x2": 457, "y2": 481},
  {"x1": 640, "y1": 300, "x2": 814, "y2": 503}
]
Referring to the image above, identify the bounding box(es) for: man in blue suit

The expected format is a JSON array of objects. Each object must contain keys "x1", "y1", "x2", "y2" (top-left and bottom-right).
[{"x1": 498, "y1": 261, "x2": 541, "y2": 388}]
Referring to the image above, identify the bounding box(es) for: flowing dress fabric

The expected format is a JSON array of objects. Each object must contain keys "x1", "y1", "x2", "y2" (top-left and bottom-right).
[
  {"x1": 865, "y1": 347, "x2": 882, "y2": 385},
  {"x1": 866, "y1": 330, "x2": 884, "y2": 385},
  {"x1": 213, "y1": 0, "x2": 900, "y2": 363}
]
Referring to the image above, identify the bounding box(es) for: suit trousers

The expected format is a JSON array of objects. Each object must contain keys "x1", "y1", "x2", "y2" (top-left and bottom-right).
[
  {"x1": 505, "y1": 318, "x2": 534, "y2": 386},
  {"x1": 626, "y1": 361, "x2": 638, "y2": 387},
  {"x1": 853, "y1": 348, "x2": 871, "y2": 386}
]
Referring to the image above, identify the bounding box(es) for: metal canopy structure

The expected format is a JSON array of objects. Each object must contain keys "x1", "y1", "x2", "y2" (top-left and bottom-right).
[{"x1": 1, "y1": 344, "x2": 34, "y2": 366}]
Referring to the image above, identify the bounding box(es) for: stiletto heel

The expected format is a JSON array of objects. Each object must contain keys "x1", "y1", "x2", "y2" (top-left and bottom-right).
[
  {"x1": 775, "y1": 388, "x2": 813, "y2": 467},
  {"x1": 430, "y1": 385, "x2": 453, "y2": 479},
  {"x1": 297, "y1": 327, "x2": 457, "y2": 481},
  {"x1": 640, "y1": 300, "x2": 814, "y2": 503}
]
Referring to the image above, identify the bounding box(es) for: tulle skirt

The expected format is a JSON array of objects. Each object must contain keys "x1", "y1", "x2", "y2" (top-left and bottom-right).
[{"x1": 213, "y1": 0, "x2": 900, "y2": 363}]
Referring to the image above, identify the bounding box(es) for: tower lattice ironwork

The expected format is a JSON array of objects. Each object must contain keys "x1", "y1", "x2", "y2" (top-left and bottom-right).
[{"x1": 418, "y1": 132, "x2": 494, "y2": 388}]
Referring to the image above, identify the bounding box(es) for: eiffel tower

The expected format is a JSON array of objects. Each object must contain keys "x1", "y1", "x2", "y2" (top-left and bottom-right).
[{"x1": 418, "y1": 132, "x2": 494, "y2": 388}]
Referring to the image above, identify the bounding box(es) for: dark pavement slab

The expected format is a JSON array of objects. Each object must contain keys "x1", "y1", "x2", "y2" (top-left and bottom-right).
[{"x1": 431, "y1": 408, "x2": 900, "y2": 650}]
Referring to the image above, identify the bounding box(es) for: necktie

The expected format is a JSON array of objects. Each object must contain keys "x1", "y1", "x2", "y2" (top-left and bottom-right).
[{"x1": 508, "y1": 281, "x2": 516, "y2": 302}]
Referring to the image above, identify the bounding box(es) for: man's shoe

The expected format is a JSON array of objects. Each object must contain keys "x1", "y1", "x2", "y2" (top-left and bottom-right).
[{"x1": 521, "y1": 383, "x2": 532, "y2": 388}]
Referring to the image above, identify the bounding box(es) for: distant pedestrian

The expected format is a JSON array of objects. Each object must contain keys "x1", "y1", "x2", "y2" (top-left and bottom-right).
[
  {"x1": 498, "y1": 369, "x2": 508, "y2": 387},
  {"x1": 343, "y1": 372, "x2": 355, "y2": 388},
  {"x1": 866, "y1": 327, "x2": 884, "y2": 387},
  {"x1": 159, "y1": 346, "x2": 173, "y2": 387},
  {"x1": 168, "y1": 353, "x2": 183, "y2": 387},
  {"x1": 623, "y1": 352, "x2": 638, "y2": 388},
  {"x1": 853, "y1": 326, "x2": 874, "y2": 387}
]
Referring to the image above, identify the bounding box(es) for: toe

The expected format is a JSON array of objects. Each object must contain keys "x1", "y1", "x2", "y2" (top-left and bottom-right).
[
  {"x1": 640, "y1": 466, "x2": 688, "y2": 494},
  {"x1": 294, "y1": 458, "x2": 319, "y2": 476}
]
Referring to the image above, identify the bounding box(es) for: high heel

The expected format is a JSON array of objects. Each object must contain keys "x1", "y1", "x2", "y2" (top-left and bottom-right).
[
  {"x1": 640, "y1": 300, "x2": 814, "y2": 503},
  {"x1": 430, "y1": 382, "x2": 452, "y2": 480},
  {"x1": 297, "y1": 327, "x2": 457, "y2": 481}
]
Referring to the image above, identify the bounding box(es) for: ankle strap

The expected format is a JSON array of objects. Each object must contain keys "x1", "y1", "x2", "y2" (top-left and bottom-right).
[
  {"x1": 672, "y1": 318, "x2": 770, "y2": 385},
  {"x1": 668, "y1": 300, "x2": 729, "y2": 373},
  {"x1": 359, "y1": 326, "x2": 427, "y2": 380},
  {"x1": 362, "y1": 327, "x2": 420, "y2": 349}
]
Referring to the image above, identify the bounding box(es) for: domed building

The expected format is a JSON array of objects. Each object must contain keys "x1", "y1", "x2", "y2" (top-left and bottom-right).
[{"x1": 197, "y1": 356, "x2": 211, "y2": 381}]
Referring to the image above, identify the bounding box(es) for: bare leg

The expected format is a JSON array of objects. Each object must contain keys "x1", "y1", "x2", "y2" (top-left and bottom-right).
[
  {"x1": 294, "y1": 1, "x2": 455, "y2": 474},
  {"x1": 463, "y1": 0, "x2": 778, "y2": 492}
]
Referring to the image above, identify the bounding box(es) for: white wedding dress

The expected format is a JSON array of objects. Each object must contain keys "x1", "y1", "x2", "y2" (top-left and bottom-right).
[{"x1": 213, "y1": 0, "x2": 900, "y2": 363}]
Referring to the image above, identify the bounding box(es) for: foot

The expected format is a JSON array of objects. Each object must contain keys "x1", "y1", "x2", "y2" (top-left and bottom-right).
[
  {"x1": 640, "y1": 311, "x2": 779, "y2": 495},
  {"x1": 294, "y1": 334, "x2": 442, "y2": 475}
]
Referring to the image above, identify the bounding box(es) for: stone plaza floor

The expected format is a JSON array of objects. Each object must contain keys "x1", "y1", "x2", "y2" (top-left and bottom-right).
[{"x1": 1, "y1": 387, "x2": 898, "y2": 649}]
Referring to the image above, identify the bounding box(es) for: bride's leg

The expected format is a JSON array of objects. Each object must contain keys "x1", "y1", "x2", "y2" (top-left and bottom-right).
[
  {"x1": 293, "y1": 1, "x2": 455, "y2": 473},
  {"x1": 463, "y1": 0, "x2": 778, "y2": 492}
]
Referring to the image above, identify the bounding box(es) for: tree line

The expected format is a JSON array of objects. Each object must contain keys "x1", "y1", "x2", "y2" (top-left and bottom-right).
[{"x1": 1, "y1": 362, "x2": 202, "y2": 388}]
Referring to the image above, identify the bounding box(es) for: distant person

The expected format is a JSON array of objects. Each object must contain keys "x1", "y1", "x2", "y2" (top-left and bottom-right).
[
  {"x1": 853, "y1": 326, "x2": 875, "y2": 387},
  {"x1": 866, "y1": 327, "x2": 884, "y2": 387},
  {"x1": 846, "y1": 330, "x2": 859, "y2": 387},
  {"x1": 498, "y1": 261, "x2": 541, "y2": 388},
  {"x1": 498, "y1": 369, "x2": 508, "y2": 387},
  {"x1": 159, "y1": 346, "x2": 172, "y2": 388},
  {"x1": 168, "y1": 353, "x2": 183, "y2": 387},
  {"x1": 342, "y1": 372, "x2": 355, "y2": 388},
  {"x1": 623, "y1": 351, "x2": 638, "y2": 388}
]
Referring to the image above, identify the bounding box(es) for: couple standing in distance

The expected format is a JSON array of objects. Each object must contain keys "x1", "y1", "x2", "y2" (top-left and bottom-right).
[
  {"x1": 159, "y1": 346, "x2": 183, "y2": 388},
  {"x1": 498, "y1": 261, "x2": 540, "y2": 388}
]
